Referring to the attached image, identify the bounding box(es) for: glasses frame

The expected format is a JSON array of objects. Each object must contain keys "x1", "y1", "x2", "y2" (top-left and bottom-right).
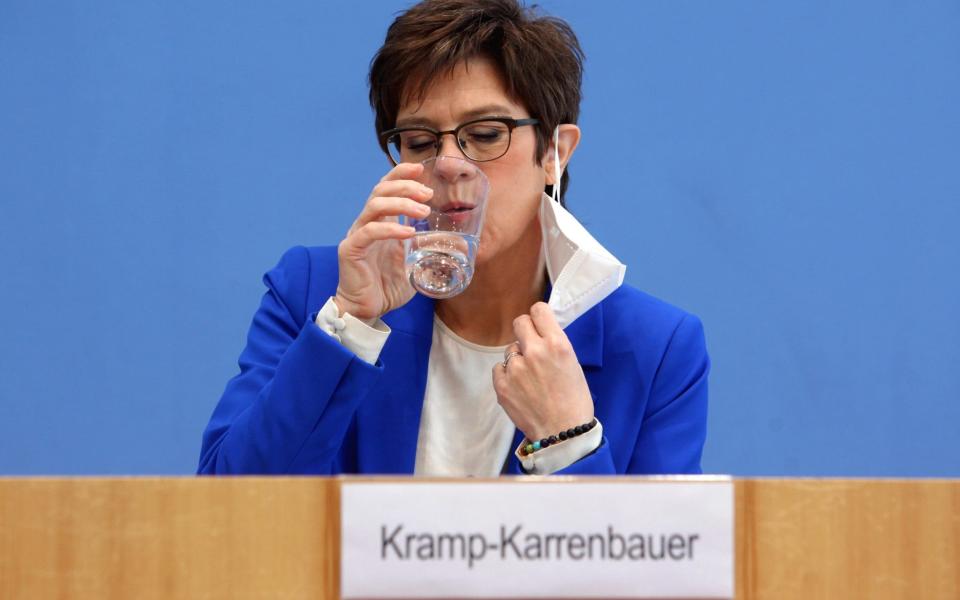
[{"x1": 379, "y1": 117, "x2": 540, "y2": 165}]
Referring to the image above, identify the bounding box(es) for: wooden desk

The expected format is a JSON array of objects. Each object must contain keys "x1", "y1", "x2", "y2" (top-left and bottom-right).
[{"x1": 1, "y1": 478, "x2": 957, "y2": 599}]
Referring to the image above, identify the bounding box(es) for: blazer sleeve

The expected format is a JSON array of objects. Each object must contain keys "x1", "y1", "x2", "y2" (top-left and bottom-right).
[{"x1": 197, "y1": 246, "x2": 383, "y2": 474}]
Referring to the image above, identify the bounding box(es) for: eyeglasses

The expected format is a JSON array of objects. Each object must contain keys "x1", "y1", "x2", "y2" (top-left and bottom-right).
[{"x1": 380, "y1": 117, "x2": 539, "y2": 165}]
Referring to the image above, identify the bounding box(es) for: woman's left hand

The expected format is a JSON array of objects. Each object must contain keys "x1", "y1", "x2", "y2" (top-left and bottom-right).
[{"x1": 492, "y1": 302, "x2": 595, "y2": 441}]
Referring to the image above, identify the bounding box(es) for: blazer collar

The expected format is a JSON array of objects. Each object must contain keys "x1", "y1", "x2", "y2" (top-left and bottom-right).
[{"x1": 564, "y1": 302, "x2": 604, "y2": 368}]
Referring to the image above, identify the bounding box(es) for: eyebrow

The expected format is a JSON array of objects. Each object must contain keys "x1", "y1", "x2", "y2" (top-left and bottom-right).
[{"x1": 394, "y1": 104, "x2": 517, "y2": 129}]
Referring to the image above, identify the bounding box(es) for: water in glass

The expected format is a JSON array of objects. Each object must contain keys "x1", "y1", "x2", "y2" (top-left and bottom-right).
[{"x1": 405, "y1": 230, "x2": 479, "y2": 298}]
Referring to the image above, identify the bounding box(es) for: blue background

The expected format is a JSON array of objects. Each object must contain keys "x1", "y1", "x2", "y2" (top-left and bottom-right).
[{"x1": 2, "y1": 1, "x2": 958, "y2": 476}]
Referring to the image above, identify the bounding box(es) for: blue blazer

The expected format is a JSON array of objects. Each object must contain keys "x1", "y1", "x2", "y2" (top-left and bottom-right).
[{"x1": 198, "y1": 246, "x2": 709, "y2": 476}]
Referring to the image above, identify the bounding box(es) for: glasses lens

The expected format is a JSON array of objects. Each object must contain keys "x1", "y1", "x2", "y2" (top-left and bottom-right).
[
  {"x1": 458, "y1": 121, "x2": 511, "y2": 161},
  {"x1": 388, "y1": 130, "x2": 438, "y2": 164}
]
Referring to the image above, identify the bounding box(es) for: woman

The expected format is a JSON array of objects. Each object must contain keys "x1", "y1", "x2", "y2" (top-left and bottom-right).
[{"x1": 198, "y1": 0, "x2": 709, "y2": 476}]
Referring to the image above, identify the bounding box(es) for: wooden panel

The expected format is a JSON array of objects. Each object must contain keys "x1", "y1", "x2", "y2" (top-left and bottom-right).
[
  {"x1": 1, "y1": 477, "x2": 958, "y2": 599},
  {"x1": 0, "y1": 478, "x2": 339, "y2": 600},
  {"x1": 735, "y1": 479, "x2": 960, "y2": 600}
]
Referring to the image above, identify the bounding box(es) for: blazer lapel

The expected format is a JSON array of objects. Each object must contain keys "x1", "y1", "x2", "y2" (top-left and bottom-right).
[
  {"x1": 504, "y1": 301, "x2": 605, "y2": 475},
  {"x1": 505, "y1": 428, "x2": 527, "y2": 474},
  {"x1": 355, "y1": 293, "x2": 435, "y2": 474},
  {"x1": 564, "y1": 301, "x2": 604, "y2": 369},
  {"x1": 545, "y1": 280, "x2": 604, "y2": 369}
]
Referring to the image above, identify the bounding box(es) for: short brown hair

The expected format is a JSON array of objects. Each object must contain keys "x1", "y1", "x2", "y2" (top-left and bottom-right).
[{"x1": 368, "y1": 0, "x2": 584, "y2": 204}]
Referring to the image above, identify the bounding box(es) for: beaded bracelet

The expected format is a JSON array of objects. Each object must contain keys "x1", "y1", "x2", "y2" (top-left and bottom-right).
[{"x1": 519, "y1": 418, "x2": 598, "y2": 456}]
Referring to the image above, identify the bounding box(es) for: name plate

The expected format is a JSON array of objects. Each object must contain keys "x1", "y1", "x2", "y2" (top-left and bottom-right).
[{"x1": 341, "y1": 478, "x2": 733, "y2": 598}]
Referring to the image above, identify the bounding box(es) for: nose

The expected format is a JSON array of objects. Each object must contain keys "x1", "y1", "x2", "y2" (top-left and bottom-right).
[
  {"x1": 436, "y1": 132, "x2": 463, "y2": 160},
  {"x1": 433, "y1": 152, "x2": 477, "y2": 184}
]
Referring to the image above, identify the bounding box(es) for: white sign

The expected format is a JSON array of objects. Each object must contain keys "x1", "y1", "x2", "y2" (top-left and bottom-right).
[{"x1": 341, "y1": 478, "x2": 733, "y2": 598}]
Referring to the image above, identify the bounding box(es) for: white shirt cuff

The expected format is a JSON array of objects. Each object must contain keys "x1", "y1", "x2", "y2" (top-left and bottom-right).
[
  {"x1": 314, "y1": 297, "x2": 390, "y2": 365},
  {"x1": 515, "y1": 420, "x2": 603, "y2": 475}
]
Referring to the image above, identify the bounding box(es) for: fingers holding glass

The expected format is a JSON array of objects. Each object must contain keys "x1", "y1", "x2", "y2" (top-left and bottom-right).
[{"x1": 354, "y1": 196, "x2": 431, "y2": 231}]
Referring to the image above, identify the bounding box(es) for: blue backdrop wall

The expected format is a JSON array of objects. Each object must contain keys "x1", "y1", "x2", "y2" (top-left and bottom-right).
[{"x1": 1, "y1": 1, "x2": 958, "y2": 476}]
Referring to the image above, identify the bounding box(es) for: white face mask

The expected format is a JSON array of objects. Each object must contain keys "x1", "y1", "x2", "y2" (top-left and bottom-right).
[{"x1": 541, "y1": 126, "x2": 627, "y2": 329}]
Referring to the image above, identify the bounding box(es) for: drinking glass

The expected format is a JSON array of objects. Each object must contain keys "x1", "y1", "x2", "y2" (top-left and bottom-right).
[{"x1": 399, "y1": 156, "x2": 489, "y2": 299}]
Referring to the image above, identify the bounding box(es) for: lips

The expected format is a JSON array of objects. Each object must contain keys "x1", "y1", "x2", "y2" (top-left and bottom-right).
[
  {"x1": 437, "y1": 201, "x2": 477, "y2": 225},
  {"x1": 439, "y1": 201, "x2": 476, "y2": 215}
]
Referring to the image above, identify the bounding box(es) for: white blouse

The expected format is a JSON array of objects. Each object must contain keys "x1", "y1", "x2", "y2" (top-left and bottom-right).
[{"x1": 414, "y1": 315, "x2": 515, "y2": 476}]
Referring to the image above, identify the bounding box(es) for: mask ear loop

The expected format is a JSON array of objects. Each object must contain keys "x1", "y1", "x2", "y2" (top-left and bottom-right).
[{"x1": 551, "y1": 126, "x2": 562, "y2": 204}]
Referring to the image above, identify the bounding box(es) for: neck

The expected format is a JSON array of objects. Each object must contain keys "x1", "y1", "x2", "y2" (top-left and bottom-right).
[{"x1": 435, "y1": 227, "x2": 547, "y2": 347}]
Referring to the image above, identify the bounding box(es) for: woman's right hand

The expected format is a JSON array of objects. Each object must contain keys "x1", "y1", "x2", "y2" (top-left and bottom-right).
[{"x1": 333, "y1": 162, "x2": 433, "y2": 321}]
